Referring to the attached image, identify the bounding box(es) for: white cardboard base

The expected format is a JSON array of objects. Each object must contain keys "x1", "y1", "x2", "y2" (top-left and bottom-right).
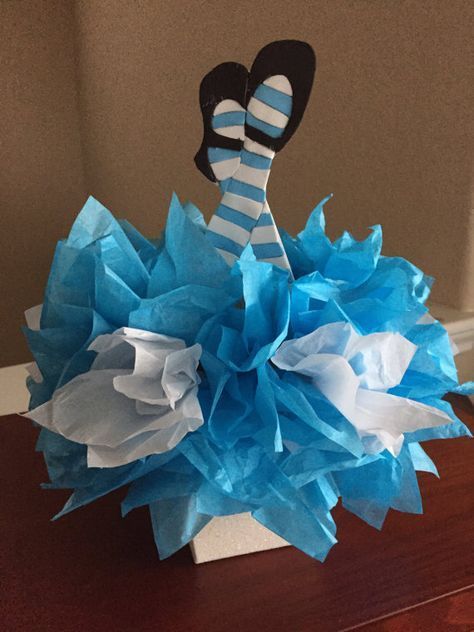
[{"x1": 190, "y1": 513, "x2": 289, "y2": 563}]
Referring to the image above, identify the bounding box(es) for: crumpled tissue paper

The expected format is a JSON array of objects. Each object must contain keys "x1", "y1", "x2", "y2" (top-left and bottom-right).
[{"x1": 22, "y1": 194, "x2": 473, "y2": 562}]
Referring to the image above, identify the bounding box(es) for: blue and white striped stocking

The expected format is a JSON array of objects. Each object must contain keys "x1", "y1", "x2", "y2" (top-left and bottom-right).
[{"x1": 206, "y1": 75, "x2": 293, "y2": 274}]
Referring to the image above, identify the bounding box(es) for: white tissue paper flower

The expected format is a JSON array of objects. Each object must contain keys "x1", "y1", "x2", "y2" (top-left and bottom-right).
[
  {"x1": 26, "y1": 328, "x2": 204, "y2": 467},
  {"x1": 272, "y1": 322, "x2": 451, "y2": 456}
]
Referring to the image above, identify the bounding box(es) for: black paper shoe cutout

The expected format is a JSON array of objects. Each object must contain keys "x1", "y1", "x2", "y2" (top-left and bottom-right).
[
  {"x1": 194, "y1": 61, "x2": 249, "y2": 183},
  {"x1": 245, "y1": 40, "x2": 316, "y2": 152}
]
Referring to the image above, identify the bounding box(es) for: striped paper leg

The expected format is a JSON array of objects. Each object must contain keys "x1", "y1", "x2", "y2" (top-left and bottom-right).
[
  {"x1": 250, "y1": 201, "x2": 292, "y2": 274},
  {"x1": 208, "y1": 98, "x2": 245, "y2": 182},
  {"x1": 206, "y1": 75, "x2": 293, "y2": 273},
  {"x1": 247, "y1": 75, "x2": 293, "y2": 139},
  {"x1": 245, "y1": 75, "x2": 293, "y2": 273},
  {"x1": 206, "y1": 138, "x2": 274, "y2": 265}
]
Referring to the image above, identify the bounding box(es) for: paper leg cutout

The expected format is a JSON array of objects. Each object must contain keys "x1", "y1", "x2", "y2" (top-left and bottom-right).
[
  {"x1": 250, "y1": 201, "x2": 290, "y2": 270},
  {"x1": 197, "y1": 41, "x2": 316, "y2": 273},
  {"x1": 194, "y1": 62, "x2": 248, "y2": 183},
  {"x1": 246, "y1": 75, "x2": 292, "y2": 140},
  {"x1": 207, "y1": 136, "x2": 291, "y2": 272},
  {"x1": 206, "y1": 89, "x2": 292, "y2": 270},
  {"x1": 245, "y1": 40, "x2": 315, "y2": 152}
]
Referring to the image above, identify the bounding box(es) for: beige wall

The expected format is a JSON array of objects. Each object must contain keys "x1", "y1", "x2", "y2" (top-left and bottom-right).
[
  {"x1": 2, "y1": 0, "x2": 473, "y2": 366},
  {"x1": 1, "y1": 1, "x2": 86, "y2": 366}
]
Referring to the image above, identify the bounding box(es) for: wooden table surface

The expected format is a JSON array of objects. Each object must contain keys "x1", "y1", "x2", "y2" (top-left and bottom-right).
[{"x1": 1, "y1": 396, "x2": 473, "y2": 632}]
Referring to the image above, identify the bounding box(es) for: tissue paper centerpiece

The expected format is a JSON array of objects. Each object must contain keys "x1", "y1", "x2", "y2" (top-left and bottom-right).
[{"x1": 23, "y1": 40, "x2": 473, "y2": 563}]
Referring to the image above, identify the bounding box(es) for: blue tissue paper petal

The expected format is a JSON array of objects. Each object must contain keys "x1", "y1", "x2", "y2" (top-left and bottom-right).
[{"x1": 197, "y1": 256, "x2": 290, "y2": 372}]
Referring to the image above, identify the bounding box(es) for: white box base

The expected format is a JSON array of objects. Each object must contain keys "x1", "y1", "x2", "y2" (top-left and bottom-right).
[{"x1": 190, "y1": 513, "x2": 289, "y2": 563}]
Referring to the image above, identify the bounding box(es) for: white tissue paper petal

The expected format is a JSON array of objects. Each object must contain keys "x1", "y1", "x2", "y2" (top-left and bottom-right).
[
  {"x1": 272, "y1": 322, "x2": 452, "y2": 456},
  {"x1": 26, "y1": 327, "x2": 203, "y2": 467},
  {"x1": 345, "y1": 331, "x2": 416, "y2": 390},
  {"x1": 87, "y1": 403, "x2": 203, "y2": 467}
]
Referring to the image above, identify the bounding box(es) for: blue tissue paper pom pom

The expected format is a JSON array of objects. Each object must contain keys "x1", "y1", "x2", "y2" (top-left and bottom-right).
[{"x1": 24, "y1": 194, "x2": 473, "y2": 562}]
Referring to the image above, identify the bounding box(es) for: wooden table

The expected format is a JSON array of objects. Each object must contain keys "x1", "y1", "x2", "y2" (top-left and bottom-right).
[{"x1": 1, "y1": 396, "x2": 473, "y2": 631}]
